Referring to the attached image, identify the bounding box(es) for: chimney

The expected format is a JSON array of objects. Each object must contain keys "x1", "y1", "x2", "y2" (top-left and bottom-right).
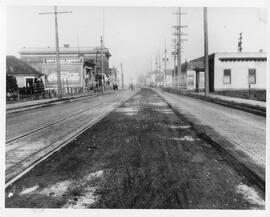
[{"x1": 259, "y1": 49, "x2": 263, "y2": 52}]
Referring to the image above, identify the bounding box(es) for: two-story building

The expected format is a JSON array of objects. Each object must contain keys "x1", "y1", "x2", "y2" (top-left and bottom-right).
[{"x1": 20, "y1": 45, "x2": 111, "y2": 93}]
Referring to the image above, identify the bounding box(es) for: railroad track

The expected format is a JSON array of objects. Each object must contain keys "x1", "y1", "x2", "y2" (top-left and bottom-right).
[
  {"x1": 6, "y1": 102, "x2": 102, "y2": 144},
  {"x1": 5, "y1": 90, "x2": 139, "y2": 188}
]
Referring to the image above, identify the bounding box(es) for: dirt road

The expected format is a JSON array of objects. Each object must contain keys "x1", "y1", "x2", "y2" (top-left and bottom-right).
[{"x1": 5, "y1": 88, "x2": 265, "y2": 209}]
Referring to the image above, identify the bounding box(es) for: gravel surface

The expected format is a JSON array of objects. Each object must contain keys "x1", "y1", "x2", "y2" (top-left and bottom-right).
[{"x1": 5, "y1": 88, "x2": 265, "y2": 209}]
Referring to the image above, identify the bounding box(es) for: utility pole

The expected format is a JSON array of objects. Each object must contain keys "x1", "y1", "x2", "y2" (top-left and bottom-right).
[
  {"x1": 172, "y1": 50, "x2": 176, "y2": 87},
  {"x1": 238, "y1": 32, "x2": 243, "y2": 52},
  {"x1": 204, "y1": 7, "x2": 209, "y2": 96},
  {"x1": 158, "y1": 48, "x2": 161, "y2": 72},
  {"x1": 154, "y1": 54, "x2": 158, "y2": 86},
  {"x1": 100, "y1": 36, "x2": 104, "y2": 90},
  {"x1": 150, "y1": 56, "x2": 153, "y2": 72},
  {"x1": 163, "y1": 40, "x2": 168, "y2": 87},
  {"x1": 95, "y1": 50, "x2": 99, "y2": 91},
  {"x1": 155, "y1": 55, "x2": 158, "y2": 71},
  {"x1": 171, "y1": 38, "x2": 177, "y2": 87},
  {"x1": 171, "y1": 9, "x2": 179, "y2": 88},
  {"x1": 101, "y1": 8, "x2": 105, "y2": 91},
  {"x1": 177, "y1": 7, "x2": 182, "y2": 89},
  {"x1": 39, "y1": 6, "x2": 72, "y2": 100},
  {"x1": 120, "y1": 63, "x2": 124, "y2": 89},
  {"x1": 172, "y1": 7, "x2": 188, "y2": 89}
]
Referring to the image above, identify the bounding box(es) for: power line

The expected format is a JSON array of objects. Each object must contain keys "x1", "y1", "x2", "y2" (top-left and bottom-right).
[
  {"x1": 204, "y1": 7, "x2": 209, "y2": 96},
  {"x1": 172, "y1": 7, "x2": 188, "y2": 89},
  {"x1": 163, "y1": 40, "x2": 168, "y2": 87},
  {"x1": 238, "y1": 32, "x2": 243, "y2": 52},
  {"x1": 102, "y1": 8, "x2": 105, "y2": 42},
  {"x1": 120, "y1": 63, "x2": 124, "y2": 89},
  {"x1": 38, "y1": 6, "x2": 72, "y2": 100}
]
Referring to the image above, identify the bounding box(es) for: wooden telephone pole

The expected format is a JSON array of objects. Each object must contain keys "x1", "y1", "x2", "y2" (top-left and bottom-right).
[
  {"x1": 172, "y1": 7, "x2": 188, "y2": 89},
  {"x1": 163, "y1": 40, "x2": 168, "y2": 87},
  {"x1": 39, "y1": 6, "x2": 72, "y2": 100},
  {"x1": 100, "y1": 36, "x2": 104, "y2": 89},
  {"x1": 204, "y1": 7, "x2": 209, "y2": 96},
  {"x1": 238, "y1": 32, "x2": 243, "y2": 52},
  {"x1": 120, "y1": 63, "x2": 124, "y2": 89}
]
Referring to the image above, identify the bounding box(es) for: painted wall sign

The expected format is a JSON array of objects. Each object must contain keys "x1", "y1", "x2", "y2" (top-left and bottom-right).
[{"x1": 42, "y1": 64, "x2": 83, "y2": 87}]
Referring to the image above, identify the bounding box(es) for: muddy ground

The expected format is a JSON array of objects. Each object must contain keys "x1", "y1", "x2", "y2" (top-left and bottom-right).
[{"x1": 5, "y1": 88, "x2": 265, "y2": 209}]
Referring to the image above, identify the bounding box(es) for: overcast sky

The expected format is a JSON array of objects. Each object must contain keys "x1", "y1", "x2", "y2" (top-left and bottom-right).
[{"x1": 6, "y1": 6, "x2": 267, "y2": 82}]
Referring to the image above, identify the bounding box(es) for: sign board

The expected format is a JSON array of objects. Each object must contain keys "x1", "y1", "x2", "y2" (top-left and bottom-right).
[
  {"x1": 42, "y1": 64, "x2": 83, "y2": 88},
  {"x1": 44, "y1": 57, "x2": 82, "y2": 64}
]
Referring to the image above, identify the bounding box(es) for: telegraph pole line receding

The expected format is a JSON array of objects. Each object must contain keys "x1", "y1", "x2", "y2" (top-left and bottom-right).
[
  {"x1": 155, "y1": 54, "x2": 158, "y2": 71},
  {"x1": 172, "y1": 7, "x2": 188, "y2": 89},
  {"x1": 204, "y1": 7, "x2": 209, "y2": 96},
  {"x1": 100, "y1": 36, "x2": 104, "y2": 76},
  {"x1": 158, "y1": 48, "x2": 161, "y2": 72},
  {"x1": 178, "y1": 7, "x2": 182, "y2": 89},
  {"x1": 163, "y1": 40, "x2": 168, "y2": 87},
  {"x1": 120, "y1": 63, "x2": 124, "y2": 89},
  {"x1": 39, "y1": 6, "x2": 72, "y2": 100}
]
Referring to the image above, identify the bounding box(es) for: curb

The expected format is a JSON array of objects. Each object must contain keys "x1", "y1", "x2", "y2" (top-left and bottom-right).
[
  {"x1": 162, "y1": 88, "x2": 266, "y2": 117},
  {"x1": 6, "y1": 91, "x2": 116, "y2": 115},
  {"x1": 155, "y1": 89, "x2": 265, "y2": 192},
  {"x1": 5, "y1": 89, "x2": 139, "y2": 188}
]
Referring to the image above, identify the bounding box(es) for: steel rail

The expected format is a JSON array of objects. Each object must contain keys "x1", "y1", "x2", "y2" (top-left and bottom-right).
[
  {"x1": 6, "y1": 102, "x2": 101, "y2": 144},
  {"x1": 5, "y1": 90, "x2": 139, "y2": 188}
]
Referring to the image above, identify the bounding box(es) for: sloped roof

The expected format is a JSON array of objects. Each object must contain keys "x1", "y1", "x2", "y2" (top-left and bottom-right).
[
  {"x1": 185, "y1": 52, "x2": 266, "y2": 70},
  {"x1": 6, "y1": 56, "x2": 44, "y2": 77}
]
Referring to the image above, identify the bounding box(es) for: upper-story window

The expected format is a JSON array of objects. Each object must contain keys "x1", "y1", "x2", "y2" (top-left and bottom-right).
[
  {"x1": 248, "y1": 69, "x2": 256, "y2": 84},
  {"x1": 223, "y1": 69, "x2": 231, "y2": 84}
]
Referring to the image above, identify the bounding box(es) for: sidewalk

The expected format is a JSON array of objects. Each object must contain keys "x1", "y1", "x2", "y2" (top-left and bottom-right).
[
  {"x1": 192, "y1": 91, "x2": 266, "y2": 108},
  {"x1": 155, "y1": 88, "x2": 266, "y2": 185},
  {"x1": 6, "y1": 90, "x2": 116, "y2": 114},
  {"x1": 163, "y1": 88, "x2": 266, "y2": 117}
]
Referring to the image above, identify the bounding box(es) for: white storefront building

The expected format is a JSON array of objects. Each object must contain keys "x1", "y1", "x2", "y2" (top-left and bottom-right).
[{"x1": 185, "y1": 52, "x2": 267, "y2": 92}]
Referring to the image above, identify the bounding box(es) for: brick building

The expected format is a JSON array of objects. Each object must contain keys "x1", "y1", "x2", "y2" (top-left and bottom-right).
[{"x1": 20, "y1": 45, "x2": 111, "y2": 93}]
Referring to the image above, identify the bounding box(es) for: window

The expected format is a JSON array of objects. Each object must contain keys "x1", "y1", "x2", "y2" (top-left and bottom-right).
[
  {"x1": 187, "y1": 75, "x2": 194, "y2": 87},
  {"x1": 223, "y1": 69, "x2": 231, "y2": 84},
  {"x1": 248, "y1": 69, "x2": 256, "y2": 84}
]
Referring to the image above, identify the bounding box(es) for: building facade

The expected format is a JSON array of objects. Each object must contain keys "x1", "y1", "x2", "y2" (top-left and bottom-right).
[
  {"x1": 20, "y1": 46, "x2": 111, "y2": 92},
  {"x1": 6, "y1": 56, "x2": 45, "y2": 88},
  {"x1": 184, "y1": 52, "x2": 267, "y2": 92},
  {"x1": 164, "y1": 69, "x2": 173, "y2": 87}
]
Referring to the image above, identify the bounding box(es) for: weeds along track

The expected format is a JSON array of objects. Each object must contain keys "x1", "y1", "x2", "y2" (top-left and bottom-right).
[{"x1": 5, "y1": 91, "x2": 139, "y2": 188}]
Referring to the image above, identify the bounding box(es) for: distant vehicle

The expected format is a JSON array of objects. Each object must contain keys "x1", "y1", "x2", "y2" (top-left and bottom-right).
[{"x1": 113, "y1": 83, "x2": 118, "y2": 90}]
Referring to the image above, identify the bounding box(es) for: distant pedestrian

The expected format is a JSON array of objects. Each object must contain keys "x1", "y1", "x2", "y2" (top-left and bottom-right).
[{"x1": 130, "y1": 83, "x2": 134, "y2": 91}]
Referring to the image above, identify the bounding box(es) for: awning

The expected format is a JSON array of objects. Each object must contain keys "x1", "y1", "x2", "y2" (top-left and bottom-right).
[{"x1": 219, "y1": 57, "x2": 267, "y2": 62}]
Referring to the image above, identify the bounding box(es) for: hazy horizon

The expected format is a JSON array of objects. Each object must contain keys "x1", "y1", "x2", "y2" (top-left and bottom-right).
[{"x1": 6, "y1": 6, "x2": 267, "y2": 82}]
